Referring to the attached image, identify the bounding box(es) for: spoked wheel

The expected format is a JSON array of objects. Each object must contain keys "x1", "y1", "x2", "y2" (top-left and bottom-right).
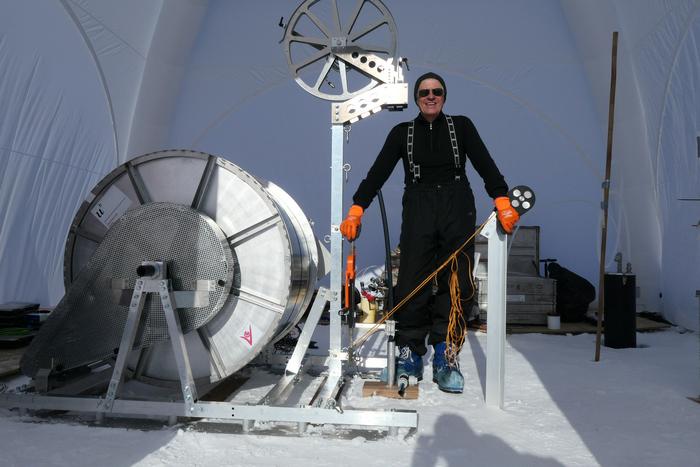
[{"x1": 282, "y1": 0, "x2": 398, "y2": 101}]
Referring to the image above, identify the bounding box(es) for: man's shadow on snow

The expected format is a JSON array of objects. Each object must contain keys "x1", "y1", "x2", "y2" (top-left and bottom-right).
[{"x1": 411, "y1": 414, "x2": 564, "y2": 467}]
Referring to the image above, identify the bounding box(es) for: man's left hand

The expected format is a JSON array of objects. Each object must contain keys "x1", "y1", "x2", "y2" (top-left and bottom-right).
[{"x1": 494, "y1": 196, "x2": 520, "y2": 233}]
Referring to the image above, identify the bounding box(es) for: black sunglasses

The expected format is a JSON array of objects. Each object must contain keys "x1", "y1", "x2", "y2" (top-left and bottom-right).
[{"x1": 417, "y1": 88, "x2": 444, "y2": 98}]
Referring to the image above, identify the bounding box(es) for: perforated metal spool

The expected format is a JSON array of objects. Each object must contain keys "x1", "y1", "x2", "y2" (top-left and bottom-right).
[
  {"x1": 33, "y1": 150, "x2": 319, "y2": 385},
  {"x1": 21, "y1": 203, "x2": 234, "y2": 377}
]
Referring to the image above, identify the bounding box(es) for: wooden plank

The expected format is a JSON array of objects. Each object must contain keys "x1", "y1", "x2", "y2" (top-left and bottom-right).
[
  {"x1": 362, "y1": 381, "x2": 419, "y2": 399},
  {"x1": 468, "y1": 316, "x2": 670, "y2": 335},
  {"x1": 507, "y1": 322, "x2": 596, "y2": 335},
  {"x1": 636, "y1": 316, "x2": 671, "y2": 331}
]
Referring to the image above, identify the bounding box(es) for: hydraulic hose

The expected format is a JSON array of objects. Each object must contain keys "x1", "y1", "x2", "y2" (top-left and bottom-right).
[{"x1": 376, "y1": 189, "x2": 394, "y2": 312}]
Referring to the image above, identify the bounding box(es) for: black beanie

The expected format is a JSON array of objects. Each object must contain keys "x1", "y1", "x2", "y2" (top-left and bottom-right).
[{"x1": 414, "y1": 72, "x2": 447, "y2": 103}]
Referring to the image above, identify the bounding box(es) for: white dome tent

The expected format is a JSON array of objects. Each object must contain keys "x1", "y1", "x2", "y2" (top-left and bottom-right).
[
  {"x1": 1, "y1": 0, "x2": 697, "y2": 331},
  {"x1": 0, "y1": 1, "x2": 698, "y2": 465}
]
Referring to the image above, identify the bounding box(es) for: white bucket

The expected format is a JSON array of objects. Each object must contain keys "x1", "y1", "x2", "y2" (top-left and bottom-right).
[{"x1": 547, "y1": 315, "x2": 561, "y2": 330}]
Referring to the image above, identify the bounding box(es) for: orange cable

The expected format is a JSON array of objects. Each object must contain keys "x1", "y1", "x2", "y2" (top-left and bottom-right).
[{"x1": 351, "y1": 215, "x2": 491, "y2": 350}]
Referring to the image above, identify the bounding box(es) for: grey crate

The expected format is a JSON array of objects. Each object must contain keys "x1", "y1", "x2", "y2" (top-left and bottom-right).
[
  {"x1": 478, "y1": 305, "x2": 555, "y2": 325},
  {"x1": 476, "y1": 276, "x2": 556, "y2": 325},
  {"x1": 474, "y1": 226, "x2": 558, "y2": 325},
  {"x1": 478, "y1": 303, "x2": 555, "y2": 325},
  {"x1": 476, "y1": 226, "x2": 541, "y2": 276},
  {"x1": 477, "y1": 276, "x2": 554, "y2": 295}
]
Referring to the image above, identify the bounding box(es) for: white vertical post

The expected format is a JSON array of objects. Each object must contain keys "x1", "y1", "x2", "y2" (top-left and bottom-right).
[
  {"x1": 482, "y1": 213, "x2": 508, "y2": 408},
  {"x1": 328, "y1": 123, "x2": 345, "y2": 380}
]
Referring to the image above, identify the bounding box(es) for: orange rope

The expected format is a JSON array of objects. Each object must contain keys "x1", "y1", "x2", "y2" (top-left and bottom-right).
[
  {"x1": 351, "y1": 214, "x2": 491, "y2": 350},
  {"x1": 444, "y1": 250, "x2": 477, "y2": 364}
]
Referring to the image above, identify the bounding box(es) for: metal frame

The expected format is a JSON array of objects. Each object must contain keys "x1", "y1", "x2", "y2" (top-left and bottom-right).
[
  {"x1": 0, "y1": 393, "x2": 418, "y2": 429},
  {"x1": 103, "y1": 276, "x2": 199, "y2": 413},
  {"x1": 0, "y1": 285, "x2": 418, "y2": 432},
  {"x1": 304, "y1": 11, "x2": 408, "y2": 412},
  {"x1": 0, "y1": 1, "x2": 418, "y2": 434},
  {"x1": 319, "y1": 76, "x2": 407, "y2": 404}
]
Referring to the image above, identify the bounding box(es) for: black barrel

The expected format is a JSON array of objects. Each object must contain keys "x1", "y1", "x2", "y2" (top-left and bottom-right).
[{"x1": 604, "y1": 273, "x2": 637, "y2": 348}]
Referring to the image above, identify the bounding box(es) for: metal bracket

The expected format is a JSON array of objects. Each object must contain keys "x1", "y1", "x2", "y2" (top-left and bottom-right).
[
  {"x1": 111, "y1": 278, "x2": 213, "y2": 308},
  {"x1": 328, "y1": 350, "x2": 349, "y2": 361},
  {"x1": 334, "y1": 51, "x2": 396, "y2": 83},
  {"x1": 34, "y1": 367, "x2": 53, "y2": 394},
  {"x1": 332, "y1": 83, "x2": 408, "y2": 124}
]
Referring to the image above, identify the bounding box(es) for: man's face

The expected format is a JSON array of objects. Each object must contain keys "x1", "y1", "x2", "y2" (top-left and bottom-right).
[{"x1": 416, "y1": 78, "x2": 445, "y2": 121}]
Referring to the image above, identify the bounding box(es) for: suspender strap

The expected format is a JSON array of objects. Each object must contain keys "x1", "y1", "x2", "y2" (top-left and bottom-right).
[
  {"x1": 445, "y1": 115, "x2": 461, "y2": 169},
  {"x1": 406, "y1": 115, "x2": 462, "y2": 184},
  {"x1": 407, "y1": 122, "x2": 419, "y2": 183}
]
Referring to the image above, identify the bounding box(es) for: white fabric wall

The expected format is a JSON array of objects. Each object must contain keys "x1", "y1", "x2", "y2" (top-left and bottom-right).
[
  {"x1": 60, "y1": 0, "x2": 164, "y2": 163},
  {"x1": 170, "y1": 0, "x2": 606, "y2": 294},
  {"x1": 0, "y1": 0, "x2": 117, "y2": 306},
  {"x1": 562, "y1": 0, "x2": 700, "y2": 329},
  {"x1": 0, "y1": 0, "x2": 697, "y2": 330},
  {"x1": 634, "y1": 0, "x2": 700, "y2": 331}
]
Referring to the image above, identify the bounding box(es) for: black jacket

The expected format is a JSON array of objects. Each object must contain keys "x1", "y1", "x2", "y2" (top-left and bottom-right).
[{"x1": 352, "y1": 112, "x2": 508, "y2": 209}]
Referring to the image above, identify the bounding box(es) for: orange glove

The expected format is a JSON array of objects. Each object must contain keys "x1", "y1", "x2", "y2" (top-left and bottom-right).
[
  {"x1": 340, "y1": 205, "x2": 364, "y2": 241},
  {"x1": 495, "y1": 196, "x2": 520, "y2": 233}
]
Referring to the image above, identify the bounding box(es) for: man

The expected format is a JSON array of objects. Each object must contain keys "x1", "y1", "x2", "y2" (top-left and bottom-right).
[{"x1": 340, "y1": 72, "x2": 519, "y2": 393}]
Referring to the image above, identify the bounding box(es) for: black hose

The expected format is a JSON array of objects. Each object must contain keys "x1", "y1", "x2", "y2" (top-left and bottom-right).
[{"x1": 377, "y1": 190, "x2": 394, "y2": 312}]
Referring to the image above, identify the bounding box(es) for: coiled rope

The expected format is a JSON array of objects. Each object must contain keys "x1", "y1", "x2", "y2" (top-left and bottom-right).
[{"x1": 350, "y1": 213, "x2": 495, "y2": 362}]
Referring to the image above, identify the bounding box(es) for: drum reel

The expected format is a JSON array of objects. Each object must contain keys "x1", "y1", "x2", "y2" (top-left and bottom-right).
[{"x1": 22, "y1": 150, "x2": 322, "y2": 386}]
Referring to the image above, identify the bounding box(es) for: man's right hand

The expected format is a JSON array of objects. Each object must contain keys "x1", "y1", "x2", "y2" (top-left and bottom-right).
[{"x1": 340, "y1": 205, "x2": 364, "y2": 241}]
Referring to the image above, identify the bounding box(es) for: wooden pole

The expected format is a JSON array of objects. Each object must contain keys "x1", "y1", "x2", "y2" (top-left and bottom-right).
[{"x1": 595, "y1": 31, "x2": 619, "y2": 362}]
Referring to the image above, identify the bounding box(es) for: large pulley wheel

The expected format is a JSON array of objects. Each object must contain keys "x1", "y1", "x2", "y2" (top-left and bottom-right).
[{"x1": 282, "y1": 0, "x2": 398, "y2": 101}]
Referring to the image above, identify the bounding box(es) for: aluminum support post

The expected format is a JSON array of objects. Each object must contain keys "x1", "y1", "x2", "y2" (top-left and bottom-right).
[
  {"x1": 159, "y1": 280, "x2": 199, "y2": 415},
  {"x1": 386, "y1": 320, "x2": 396, "y2": 387},
  {"x1": 285, "y1": 287, "x2": 330, "y2": 375},
  {"x1": 259, "y1": 287, "x2": 330, "y2": 406},
  {"x1": 323, "y1": 123, "x2": 346, "y2": 402},
  {"x1": 481, "y1": 213, "x2": 508, "y2": 408},
  {"x1": 101, "y1": 279, "x2": 148, "y2": 411}
]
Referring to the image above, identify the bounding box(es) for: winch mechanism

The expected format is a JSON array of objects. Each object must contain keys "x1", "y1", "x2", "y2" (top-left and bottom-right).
[
  {"x1": 1, "y1": 0, "x2": 528, "y2": 431},
  {"x1": 0, "y1": 0, "x2": 420, "y2": 434}
]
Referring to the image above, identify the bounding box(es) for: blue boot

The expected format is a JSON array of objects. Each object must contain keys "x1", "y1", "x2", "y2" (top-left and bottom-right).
[
  {"x1": 432, "y1": 342, "x2": 464, "y2": 393},
  {"x1": 396, "y1": 345, "x2": 423, "y2": 381}
]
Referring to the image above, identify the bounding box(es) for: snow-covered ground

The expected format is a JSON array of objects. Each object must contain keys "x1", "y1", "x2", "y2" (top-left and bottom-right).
[{"x1": 0, "y1": 328, "x2": 698, "y2": 467}]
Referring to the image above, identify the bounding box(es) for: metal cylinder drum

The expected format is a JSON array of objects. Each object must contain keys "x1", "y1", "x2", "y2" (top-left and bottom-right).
[{"x1": 61, "y1": 149, "x2": 321, "y2": 385}]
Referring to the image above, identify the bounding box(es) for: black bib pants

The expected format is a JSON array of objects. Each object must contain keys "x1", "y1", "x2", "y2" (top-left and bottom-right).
[
  {"x1": 394, "y1": 179, "x2": 476, "y2": 356},
  {"x1": 351, "y1": 113, "x2": 507, "y2": 357}
]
